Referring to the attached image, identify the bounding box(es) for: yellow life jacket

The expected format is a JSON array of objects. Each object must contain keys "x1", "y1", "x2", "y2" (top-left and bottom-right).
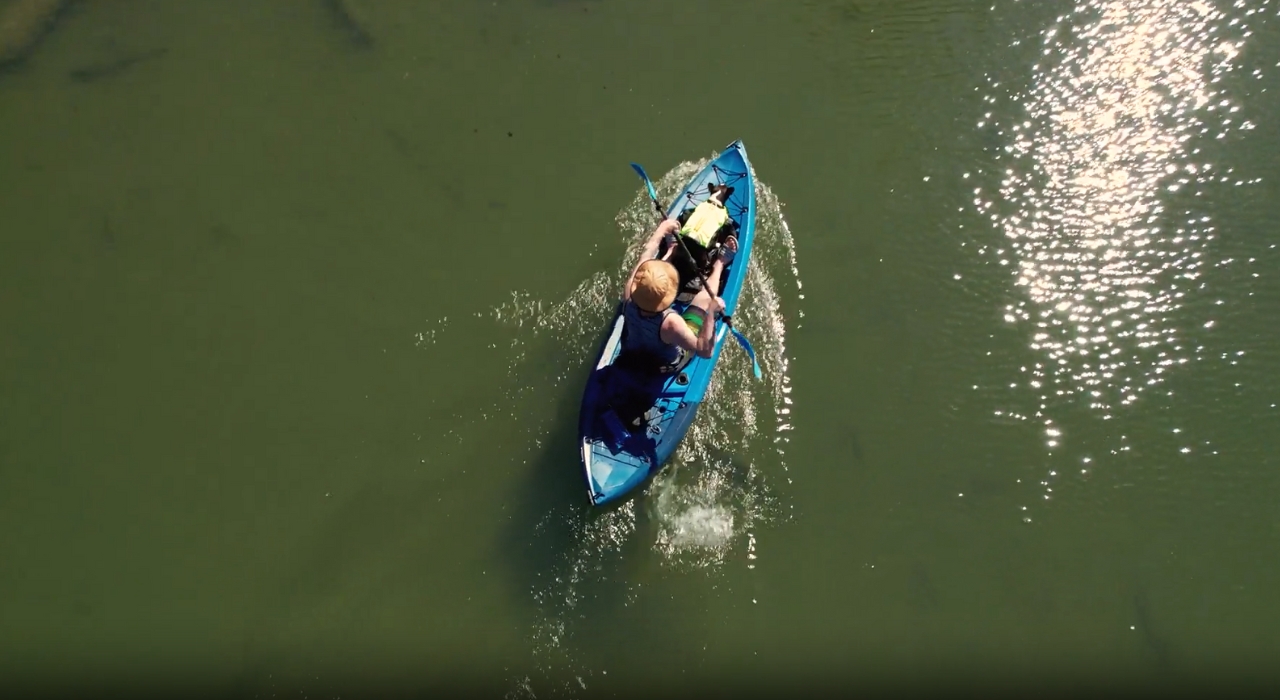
[{"x1": 679, "y1": 199, "x2": 729, "y2": 248}]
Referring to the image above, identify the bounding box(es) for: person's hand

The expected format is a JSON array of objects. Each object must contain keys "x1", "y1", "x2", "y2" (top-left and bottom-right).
[
  {"x1": 712, "y1": 296, "x2": 726, "y2": 315},
  {"x1": 659, "y1": 218, "x2": 680, "y2": 235}
]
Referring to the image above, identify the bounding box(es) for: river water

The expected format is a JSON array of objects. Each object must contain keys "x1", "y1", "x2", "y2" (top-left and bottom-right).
[{"x1": 1, "y1": 0, "x2": 1277, "y2": 696}]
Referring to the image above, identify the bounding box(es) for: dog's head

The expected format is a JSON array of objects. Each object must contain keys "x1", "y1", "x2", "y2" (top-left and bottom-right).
[{"x1": 707, "y1": 183, "x2": 735, "y2": 205}]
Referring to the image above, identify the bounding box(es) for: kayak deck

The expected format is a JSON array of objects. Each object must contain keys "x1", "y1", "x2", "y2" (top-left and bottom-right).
[{"x1": 578, "y1": 140, "x2": 756, "y2": 506}]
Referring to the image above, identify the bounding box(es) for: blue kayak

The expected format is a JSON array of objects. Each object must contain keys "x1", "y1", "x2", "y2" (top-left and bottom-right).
[{"x1": 578, "y1": 140, "x2": 756, "y2": 506}]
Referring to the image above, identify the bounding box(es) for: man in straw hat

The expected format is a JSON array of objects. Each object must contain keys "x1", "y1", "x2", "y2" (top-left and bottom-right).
[{"x1": 618, "y1": 218, "x2": 735, "y2": 373}]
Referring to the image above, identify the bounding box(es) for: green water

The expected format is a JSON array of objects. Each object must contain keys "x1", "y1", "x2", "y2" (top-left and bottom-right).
[{"x1": 2, "y1": 0, "x2": 1278, "y2": 695}]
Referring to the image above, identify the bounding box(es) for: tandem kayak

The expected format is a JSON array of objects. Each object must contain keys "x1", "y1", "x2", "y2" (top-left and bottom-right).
[{"x1": 578, "y1": 140, "x2": 757, "y2": 506}]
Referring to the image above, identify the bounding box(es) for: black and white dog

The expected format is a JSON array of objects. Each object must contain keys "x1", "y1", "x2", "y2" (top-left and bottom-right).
[{"x1": 663, "y1": 183, "x2": 739, "y2": 302}]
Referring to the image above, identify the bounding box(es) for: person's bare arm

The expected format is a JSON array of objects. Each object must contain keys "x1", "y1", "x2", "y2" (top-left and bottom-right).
[
  {"x1": 660, "y1": 297, "x2": 724, "y2": 358},
  {"x1": 621, "y1": 219, "x2": 680, "y2": 301}
]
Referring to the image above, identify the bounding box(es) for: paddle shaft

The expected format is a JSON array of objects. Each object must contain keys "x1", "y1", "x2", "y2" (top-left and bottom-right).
[{"x1": 642, "y1": 197, "x2": 737, "y2": 329}]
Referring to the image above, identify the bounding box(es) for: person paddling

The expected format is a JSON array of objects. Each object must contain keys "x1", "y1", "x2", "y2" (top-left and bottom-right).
[{"x1": 619, "y1": 218, "x2": 736, "y2": 371}]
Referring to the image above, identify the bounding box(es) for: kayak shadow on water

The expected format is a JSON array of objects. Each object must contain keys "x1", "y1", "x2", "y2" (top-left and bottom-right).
[
  {"x1": 491, "y1": 394, "x2": 596, "y2": 601},
  {"x1": 487, "y1": 321, "x2": 660, "y2": 689}
]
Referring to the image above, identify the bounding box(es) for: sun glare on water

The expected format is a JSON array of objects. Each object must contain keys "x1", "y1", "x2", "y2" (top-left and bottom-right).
[{"x1": 975, "y1": 0, "x2": 1263, "y2": 452}]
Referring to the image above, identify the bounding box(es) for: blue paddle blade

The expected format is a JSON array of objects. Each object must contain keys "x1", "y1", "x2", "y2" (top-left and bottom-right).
[
  {"x1": 629, "y1": 162, "x2": 659, "y2": 202},
  {"x1": 729, "y1": 326, "x2": 763, "y2": 380}
]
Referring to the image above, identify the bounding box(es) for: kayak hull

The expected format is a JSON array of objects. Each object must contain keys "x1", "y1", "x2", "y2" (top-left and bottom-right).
[{"x1": 578, "y1": 141, "x2": 756, "y2": 506}]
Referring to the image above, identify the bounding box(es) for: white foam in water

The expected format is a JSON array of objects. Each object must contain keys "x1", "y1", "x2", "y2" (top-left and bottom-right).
[
  {"x1": 493, "y1": 155, "x2": 803, "y2": 696},
  {"x1": 658, "y1": 504, "x2": 735, "y2": 550}
]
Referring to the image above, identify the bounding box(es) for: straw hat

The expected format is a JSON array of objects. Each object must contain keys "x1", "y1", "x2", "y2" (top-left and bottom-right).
[{"x1": 630, "y1": 259, "x2": 678, "y2": 312}]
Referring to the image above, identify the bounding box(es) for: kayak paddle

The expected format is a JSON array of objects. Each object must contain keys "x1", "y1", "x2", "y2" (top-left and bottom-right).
[{"x1": 629, "y1": 162, "x2": 763, "y2": 381}]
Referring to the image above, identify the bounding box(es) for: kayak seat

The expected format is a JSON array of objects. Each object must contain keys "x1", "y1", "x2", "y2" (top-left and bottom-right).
[{"x1": 600, "y1": 360, "x2": 663, "y2": 429}]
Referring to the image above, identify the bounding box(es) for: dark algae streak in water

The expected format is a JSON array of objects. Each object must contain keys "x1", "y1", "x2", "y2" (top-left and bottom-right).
[
  {"x1": 68, "y1": 47, "x2": 168, "y2": 84},
  {"x1": 0, "y1": 0, "x2": 67, "y2": 68},
  {"x1": 323, "y1": 0, "x2": 375, "y2": 49},
  {"x1": 1132, "y1": 588, "x2": 1171, "y2": 670}
]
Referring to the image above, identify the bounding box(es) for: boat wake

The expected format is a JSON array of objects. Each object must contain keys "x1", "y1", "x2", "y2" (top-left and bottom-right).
[{"x1": 489, "y1": 157, "x2": 802, "y2": 696}]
